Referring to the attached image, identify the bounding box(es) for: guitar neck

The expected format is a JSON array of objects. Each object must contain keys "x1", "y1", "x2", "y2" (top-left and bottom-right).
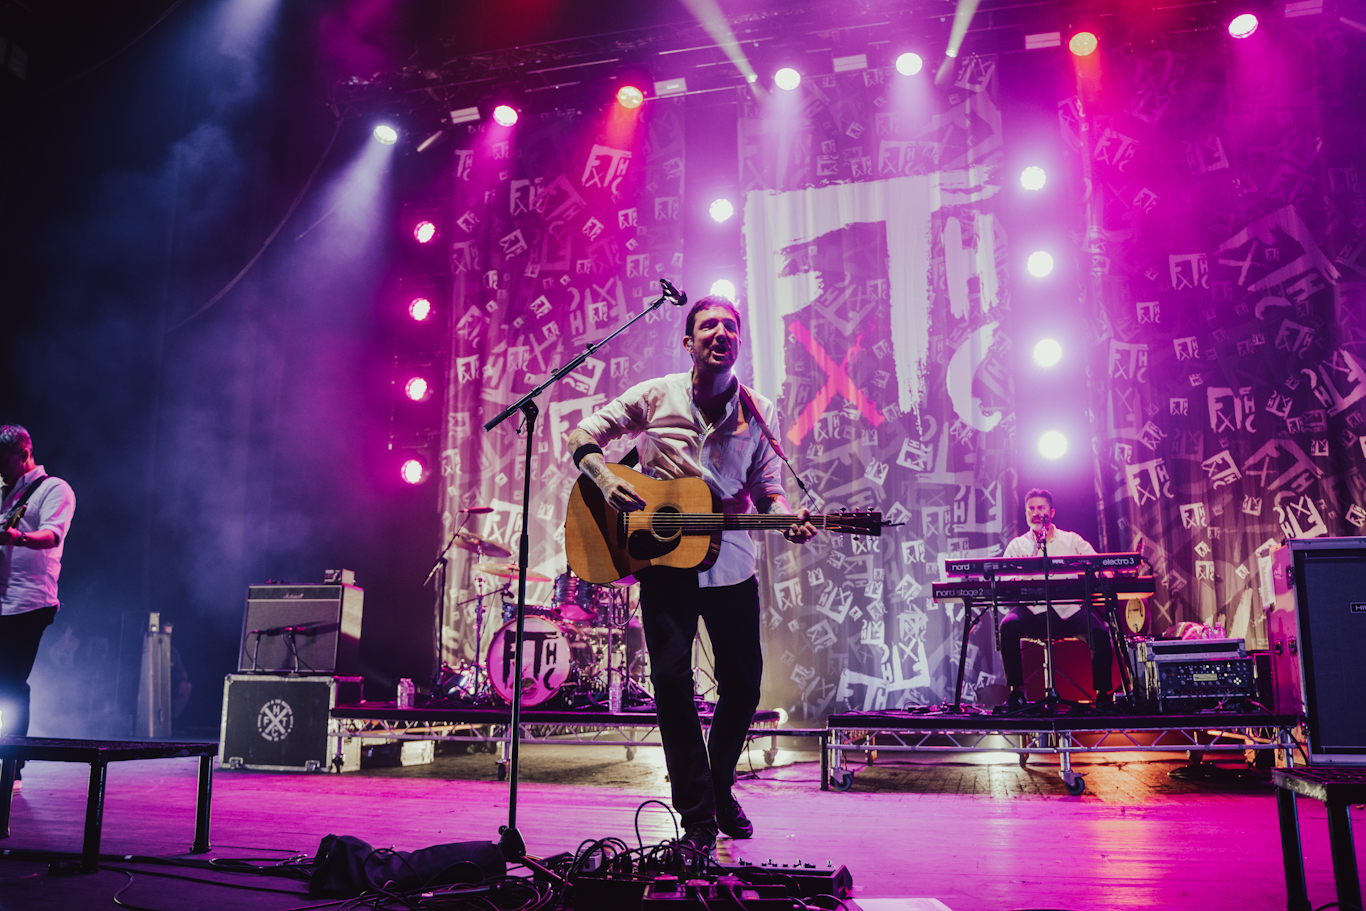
[{"x1": 633, "y1": 513, "x2": 846, "y2": 531}]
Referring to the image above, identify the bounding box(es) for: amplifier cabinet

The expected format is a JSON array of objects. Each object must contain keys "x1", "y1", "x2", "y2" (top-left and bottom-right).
[
  {"x1": 1288, "y1": 537, "x2": 1366, "y2": 765},
  {"x1": 239, "y1": 584, "x2": 363, "y2": 675},
  {"x1": 219, "y1": 674, "x2": 362, "y2": 772}
]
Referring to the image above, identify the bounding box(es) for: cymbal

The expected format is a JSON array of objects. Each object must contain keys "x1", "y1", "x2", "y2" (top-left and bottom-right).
[
  {"x1": 476, "y1": 562, "x2": 552, "y2": 583},
  {"x1": 454, "y1": 531, "x2": 512, "y2": 559}
]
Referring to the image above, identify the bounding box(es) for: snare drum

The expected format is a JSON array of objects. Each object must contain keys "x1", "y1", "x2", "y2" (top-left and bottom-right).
[
  {"x1": 553, "y1": 572, "x2": 613, "y2": 623},
  {"x1": 486, "y1": 616, "x2": 582, "y2": 706}
]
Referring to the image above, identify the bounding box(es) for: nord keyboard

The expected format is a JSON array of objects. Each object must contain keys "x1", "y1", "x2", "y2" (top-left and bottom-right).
[
  {"x1": 943, "y1": 552, "x2": 1143, "y2": 577},
  {"x1": 931, "y1": 577, "x2": 1156, "y2": 605}
]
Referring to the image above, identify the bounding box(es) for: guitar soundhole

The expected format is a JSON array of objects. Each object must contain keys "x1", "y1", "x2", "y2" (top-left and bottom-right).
[
  {"x1": 649, "y1": 504, "x2": 682, "y2": 543},
  {"x1": 626, "y1": 504, "x2": 682, "y2": 561}
]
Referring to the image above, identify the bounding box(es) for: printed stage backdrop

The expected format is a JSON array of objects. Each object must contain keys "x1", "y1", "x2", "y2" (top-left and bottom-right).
[
  {"x1": 742, "y1": 58, "x2": 1016, "y2": 719},
  {"x1": 1081, "y1": 21, "x2": 1366, "y2": 646},
  {"x1": 438, "y1": 103, "x2": 689, "y2": 667}
]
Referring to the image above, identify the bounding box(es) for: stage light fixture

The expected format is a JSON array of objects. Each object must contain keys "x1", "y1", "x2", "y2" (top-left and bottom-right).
[
  {"x1": 1021, "y1": 166, "x2": 1047, "y2": 191},
  {"x1": 413, "y1": 221, "x2": 437, "y2": 244},
  {"x1": 408, "y1": 297, "x2": 432, "y2": 322},
  {"x1": 1069, "y1": 31, "x2": 1098, "y2": 56},
  {"x1": 774, "y1": 67, "x2": 801, "y2": 90},
  {"x1": 617, "y1": 85, "x2": 644, "y2": 109},
  {"x1": 710, "y1": 279, "x2": 737, "y2": 301},
  {"x1": 492, "y1": 104, "x2": 519, "y2": 127},
  {"x1": 709, "y1": 198, "x2": 734, "y2": 223},
  {"x1": 1229, "y1": 13, "x2": 1259, "y2": 37},
  {"x1": 1038, "y1": 431, "x2": 1068, "y2": 460},
  {"x1": 895, "y1": 52, "x2": 924, "y2": 75},
  {"x1": 1026, "y1": 251, "x2": 1055, "y2": 277},
  {"x1": 405, "y1": 377, "x2": 431, "y2": 402},
  {"x1": 1033, "y1": 338, "x2": 1063, "y2": 367},
  {"x1": 373, "y1": 124, "x2": 398, "y2": 145},
  {"x1": 400, "y1": 459, "x2": 426, "y2": 484}
]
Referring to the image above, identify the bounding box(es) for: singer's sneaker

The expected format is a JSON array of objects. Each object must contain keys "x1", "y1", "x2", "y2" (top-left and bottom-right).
[{"x1": 716, "y1": 792, "x2": 753, "y2": 839}]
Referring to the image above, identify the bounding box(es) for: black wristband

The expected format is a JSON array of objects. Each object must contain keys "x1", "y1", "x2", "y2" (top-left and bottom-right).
[{"x1": 572, "y1": 443, "x2": 604, "y2": 470}]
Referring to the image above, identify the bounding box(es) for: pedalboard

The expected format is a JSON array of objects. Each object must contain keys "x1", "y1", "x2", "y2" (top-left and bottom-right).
[{"x1": 570, "y1": 858, "x2": 852, "y2": 910}]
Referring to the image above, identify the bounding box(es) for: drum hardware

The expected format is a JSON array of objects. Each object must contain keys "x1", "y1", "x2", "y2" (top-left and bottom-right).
[
  {"x1": 453, "y1": 531, "x2": 513, "y2": 560},
  {"x1": 424, "y1": 508, "x2": 500, "y2": 706},
  {"x1": 477, "y1": 562, "x2": 553, "y2": 583}
]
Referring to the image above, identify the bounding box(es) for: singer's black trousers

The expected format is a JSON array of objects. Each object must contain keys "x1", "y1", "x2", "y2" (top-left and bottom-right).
[
  {"x1": 999, "y1": 606, "x2": 1113, "y2": 693},
  {"x1": 636, "y1": 568, "x2": 762, "y2": 830}
]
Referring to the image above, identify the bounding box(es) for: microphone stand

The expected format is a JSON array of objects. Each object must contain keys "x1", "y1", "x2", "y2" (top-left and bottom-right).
[{"x1": 481, "y1": 280, "x2": 679, "y2": 872}]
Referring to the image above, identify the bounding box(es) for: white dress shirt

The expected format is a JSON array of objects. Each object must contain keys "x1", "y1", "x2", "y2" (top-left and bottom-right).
[
  {"x1": 1, "y1": 465, "x2": 77, "y2": 615},
  {"x1": 1001, "y1": 526, "x2": 1096, "y2": 619},
  {"x1": 577, "y1": 372, "x2": 786, "y2": 587}
]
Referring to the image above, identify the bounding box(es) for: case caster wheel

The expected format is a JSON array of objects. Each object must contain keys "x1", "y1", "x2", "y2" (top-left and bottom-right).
[
  {"x1": 764, "y1": 749, "x2": 778, "y2": 766},
  {"x1": 1063, "y1": 772, "x2": 1085, "y2": 796},
  {"x1": 831, "y1": 770, "x2": 855, "y2": 791},
  {"x1": 625, "y1": 746, "x2": 637, "y2": 761},
  {"x1": 496, "y1": 762, "x2": 508, "y2": 782}
]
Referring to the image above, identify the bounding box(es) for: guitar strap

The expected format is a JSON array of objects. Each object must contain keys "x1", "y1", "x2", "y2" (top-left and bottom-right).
[
  {"x1": 3, "y1": 475, "x2": 49, "y2": 526},
  {"x1": 736, "y1": 384, "x2": 788, "y2": 460}
]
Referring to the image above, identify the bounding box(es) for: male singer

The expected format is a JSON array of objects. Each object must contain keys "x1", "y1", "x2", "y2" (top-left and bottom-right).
[
  {"x1": 998, "y1": 488, "x2": 1113, "y2": 711},
  {"x1": 567, "y1": 295, "x2": 817, "y2": 859}
]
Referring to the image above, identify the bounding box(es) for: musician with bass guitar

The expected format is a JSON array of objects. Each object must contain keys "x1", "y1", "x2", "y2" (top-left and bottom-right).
[{"x1": 566, "y1": 296, "x2": 817, "y2": 860}]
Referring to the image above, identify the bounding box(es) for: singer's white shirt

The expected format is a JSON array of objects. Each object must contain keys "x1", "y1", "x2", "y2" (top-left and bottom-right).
[
  {"x1": 577, "y1": 372, "x2": 786, "y2": 588},
  {"x1": 1001, "y1": 527, "x2": 1096, "y2": 619}
]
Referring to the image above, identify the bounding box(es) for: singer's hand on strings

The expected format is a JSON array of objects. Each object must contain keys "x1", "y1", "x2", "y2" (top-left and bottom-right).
[
  {"x1": 599, "y1": 474, "x2": 646, "y2": 512},
  {"x1": 784, "y1": 508, "x2": 818, "y2": 545}
]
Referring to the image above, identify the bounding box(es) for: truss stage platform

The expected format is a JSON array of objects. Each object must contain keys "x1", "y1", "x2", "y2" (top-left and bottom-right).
[
  {"x1": 823, "y1": 709, "x2": 1299, "y2": 795},
  {"x1": 329, "y1": 703, "x2": 790, "y2": 778}
]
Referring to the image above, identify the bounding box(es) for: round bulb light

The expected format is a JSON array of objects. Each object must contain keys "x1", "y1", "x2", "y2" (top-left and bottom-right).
[
  {"x1": 895, "y1": 52, "x2": 923, "y2": 76},
  {"x1": 709, "y1": 198, "x2": 734, "y2": 223},
  {"x1": 616, "y1": 85, "x2": 644, "y2": 109},
  {"x1": 1020, "y1": 166, "x2": 1047, "y2": 191},
  {"x1": 413, "y1": 221, "x2": 437, "y2": 244},
  {"x1": 774, "y1": 67, "x2": 801, "y2": 91},
  {"x1": 1228, "y1": 13, "x2": 1259, "y2": 38},
  {"x1": 400, "y1": 459, "x2": 425, "y2": 484},
  {"x1": 710, "y1": 279, "x2": 737, "y2": 302},
  {"x1": 373, "y1": 124, "x2": 398, "y2": 145},
  {"x1": 492, "y1": 104, "x2": 519, "y2": 127},
  {"x1": 1069, "y1": 31, "x2": 1098, "y2": 57},
  {"x1": 405, "y1": 377, "x2": 430, "y2": 401},
  {"x1": 1038, "y1": 431, "x2": 1069, "y2": 460},
  {"x1": 1033, "y1": 338, "x2": 1063, "y2": 367},
  {"x1": 1026, "y1": 251, "x2": 1055, "y2": 277},
  {"x1": 409, "y1": 297, "x2": 432, "y2": 321}
]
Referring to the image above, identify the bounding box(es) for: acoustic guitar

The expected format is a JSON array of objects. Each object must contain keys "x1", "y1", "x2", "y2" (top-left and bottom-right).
[{"x1": 565, "y1": 464, "x2": 884, "y2": 584}]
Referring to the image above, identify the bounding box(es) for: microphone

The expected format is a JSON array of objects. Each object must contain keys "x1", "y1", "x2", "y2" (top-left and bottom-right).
[
  {"x1": 461, "y1": 506, "x2": 494, "y2": 514},
  {"x1": 660, "y1": 279, "x2": 688, "y2": 307}
]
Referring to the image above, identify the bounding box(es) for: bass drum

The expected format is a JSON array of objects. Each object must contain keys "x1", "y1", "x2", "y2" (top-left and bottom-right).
[{"x1": 486, "y1": 616, "x2": 580, "y2": 706}]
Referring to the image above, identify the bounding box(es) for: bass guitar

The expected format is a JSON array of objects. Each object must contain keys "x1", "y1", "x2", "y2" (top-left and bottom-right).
[{"x1": 565, "y1": 464, "x2": 883, "y2": 584}]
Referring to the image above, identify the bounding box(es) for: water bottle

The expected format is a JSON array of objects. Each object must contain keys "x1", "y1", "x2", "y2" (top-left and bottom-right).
[
  {"x1": 608, "y1": 672, "x2": 622, "y2": 714},
  {"x1": 397, "y1": 678, "x2": 415, "y2": 708}
]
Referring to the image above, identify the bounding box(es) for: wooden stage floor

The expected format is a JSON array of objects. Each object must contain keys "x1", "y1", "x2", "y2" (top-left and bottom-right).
[{"x1": 0, "y1": 742, "x2": 1359, "y2": 910}]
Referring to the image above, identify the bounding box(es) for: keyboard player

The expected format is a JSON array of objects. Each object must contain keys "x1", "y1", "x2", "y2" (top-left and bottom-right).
[{"x1": 998, "y1": 488, "x2": 1114, "y2": 712}]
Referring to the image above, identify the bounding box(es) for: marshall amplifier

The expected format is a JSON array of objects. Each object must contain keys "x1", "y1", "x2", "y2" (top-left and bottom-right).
[
  {"x1": 220, "y1": 674, "x2": 362, "y2": 772},
  {"x1": 239, "y1": 583, "x2": 363, "y2": 675}
]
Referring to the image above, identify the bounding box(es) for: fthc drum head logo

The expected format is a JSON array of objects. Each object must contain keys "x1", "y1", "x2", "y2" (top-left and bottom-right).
[{"x1": 257, "y1": 699, "x2": 293, "y2": 742}]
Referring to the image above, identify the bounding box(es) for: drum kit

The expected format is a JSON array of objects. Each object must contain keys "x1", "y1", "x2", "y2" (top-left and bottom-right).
[{"x1": 432, "y1": 529, "x2": 649, "y2": 710}]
